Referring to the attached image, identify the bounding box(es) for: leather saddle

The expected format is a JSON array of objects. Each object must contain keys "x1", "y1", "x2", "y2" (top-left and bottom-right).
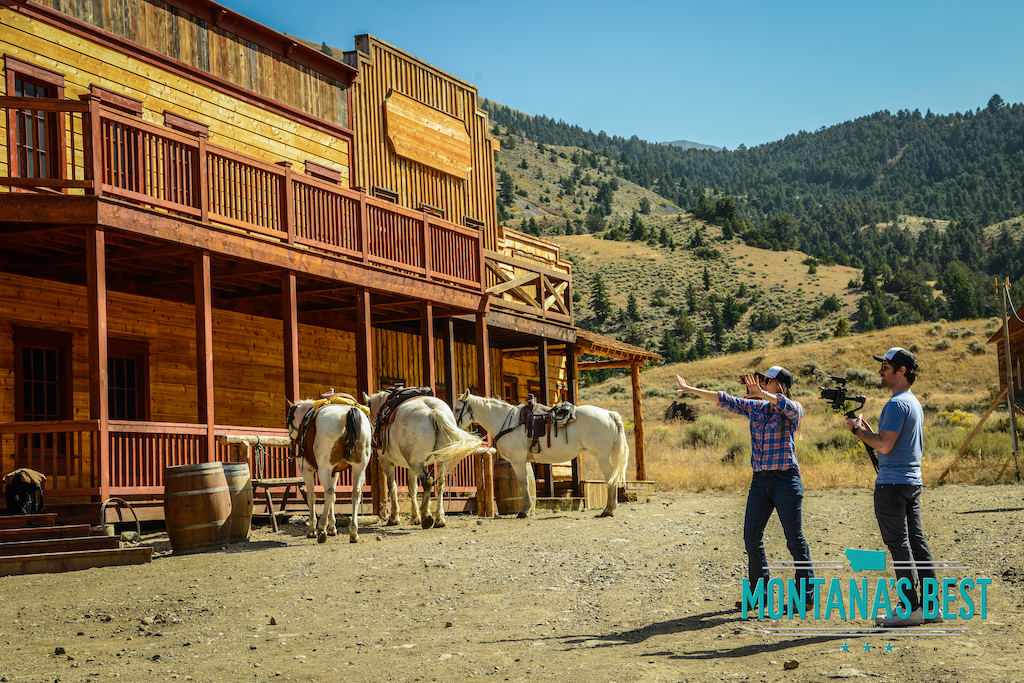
[{"x1": 518, "y1": 394, "x2": 576, "y2": 453}]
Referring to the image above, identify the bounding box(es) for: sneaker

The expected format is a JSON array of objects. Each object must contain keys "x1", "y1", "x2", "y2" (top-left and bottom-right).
[{"x1": 875, "y1": 608, "x2": 924, "y2": 627}]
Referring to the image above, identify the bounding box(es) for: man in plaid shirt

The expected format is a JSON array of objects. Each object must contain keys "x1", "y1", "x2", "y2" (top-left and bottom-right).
[{"x1": 676, "y1": 367, "x2": 814, "y2": 611}]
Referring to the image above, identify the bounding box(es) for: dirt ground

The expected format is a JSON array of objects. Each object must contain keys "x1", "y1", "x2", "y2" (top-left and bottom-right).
[{"x1": 2, "y1": 484, "x2": 1024, "y2": 683}]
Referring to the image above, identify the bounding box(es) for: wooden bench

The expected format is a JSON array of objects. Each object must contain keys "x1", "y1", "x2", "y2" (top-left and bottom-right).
[{"x1": 250, "y1": 477, "x2": 306, "y2": 532}]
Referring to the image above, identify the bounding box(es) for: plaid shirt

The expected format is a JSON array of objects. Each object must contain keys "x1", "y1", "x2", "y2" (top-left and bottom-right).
[{"x1": 718, "y1": 392, "x2": 802, "y2": 472}]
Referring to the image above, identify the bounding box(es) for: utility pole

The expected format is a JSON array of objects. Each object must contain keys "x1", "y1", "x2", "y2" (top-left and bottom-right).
[{"x1": 996, "y1": 277, "x2": 1020, "y2": 480}]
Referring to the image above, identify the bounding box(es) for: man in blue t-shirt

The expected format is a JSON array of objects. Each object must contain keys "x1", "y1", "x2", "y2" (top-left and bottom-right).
[{"x1": 847, "y1": 347, "x2": 939, "y2": 627}]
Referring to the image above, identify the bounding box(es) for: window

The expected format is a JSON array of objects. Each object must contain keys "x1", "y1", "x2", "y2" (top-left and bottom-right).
[
  {"x1": 502, "y1": 376, "x2": 518, "y2": 404},
  {"x1": 5, "y1": 56, "x2": 65, "y2": 181},
  {"x1": 14, "y1": 327, "x2": 73, "y2": 460},
  {"x1": 107, "y1": 339, "x2": 150, "y2": 421}
]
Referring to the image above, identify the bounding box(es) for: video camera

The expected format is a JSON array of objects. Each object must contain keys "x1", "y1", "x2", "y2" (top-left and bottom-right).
[{"x1": 814, "y1": 369, "x2": 878, "y2": 472}]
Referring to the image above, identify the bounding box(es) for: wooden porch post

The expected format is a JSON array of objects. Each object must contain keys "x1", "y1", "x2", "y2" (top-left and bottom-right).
[
  {"x1": 282, "y1": 271, "x2": 299, "y2": 403},
  {"x1": 421, "y1": 302, "x2": 436, "y2": 392},
  {"x1": 86, "y1": 228, "x2": 110, "y2": 502},
  {"x1": 537, "y1": 338, "x2": 553, "y2": 497},
  {"x1": 631, "y1": 361, "x2": 645, "y2": 481},
  {"x1": 195, "y1": 250, "x2": 215, "y2": 463},
  {"x1": 442, "y1": 318, "x2": 456, "y2": 408},
  {"x1": 475, "y1": 311, "x2": 495, "y2": 517},
  {"x1": 356, "y1": 289, "x2": 382, "y2": 518},
  {"x1": 566, "y1": 343, "x2": 581, "y2": 495}
]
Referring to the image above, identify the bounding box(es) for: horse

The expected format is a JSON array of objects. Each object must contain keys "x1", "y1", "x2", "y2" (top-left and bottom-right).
[
  {"x1": 285, "y1": 396, "x2": 372, "y2": 543},
  {"x1": 364, "y1": 390, "x2": 492, "y2": 529},
  {"x1": 453, "y1": 390, "x2": 629, "y2": 518}
]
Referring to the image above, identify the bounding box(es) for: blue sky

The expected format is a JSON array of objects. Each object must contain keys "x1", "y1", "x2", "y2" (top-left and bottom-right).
[{"x1": 236, "y1": 0, "x2": 1024, "y2": 150}]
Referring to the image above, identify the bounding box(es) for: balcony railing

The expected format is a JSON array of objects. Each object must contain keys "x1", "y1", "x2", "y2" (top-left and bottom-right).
[
  {"x1": 484, "y1": 249, "x2": 572, "y2": 324},
  {"x1": 0, "y1": 420, "x2": 478, "y2": 499},
  {"x1": 0, "y1": 96, "x2": 482, "y2": 291}
]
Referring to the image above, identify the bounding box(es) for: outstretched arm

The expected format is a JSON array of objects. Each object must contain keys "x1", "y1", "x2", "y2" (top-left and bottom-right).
[{"x1": 675, "y1": 375, "x2": 720, "y2": 402}]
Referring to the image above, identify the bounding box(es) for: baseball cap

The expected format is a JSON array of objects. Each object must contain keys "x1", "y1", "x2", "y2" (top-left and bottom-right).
[
  {"x1": 872, "y1": 347, "x2": 918, "y2": 370},
  {"x1": 755, "y1": 365, "x2": 793, "y2": 389}
]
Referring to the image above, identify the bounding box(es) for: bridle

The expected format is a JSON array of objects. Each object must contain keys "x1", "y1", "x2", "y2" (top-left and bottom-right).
[
  {"x1": 285, "y1": 402, "x2": 300, "y2": 438},
  {"x1": 454, "y1": 396, "x2": 475, "y2": 428}
]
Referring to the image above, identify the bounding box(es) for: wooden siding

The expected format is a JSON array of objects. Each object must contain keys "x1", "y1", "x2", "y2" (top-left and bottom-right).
[
  {"x1": 0, "y1": 6, "x2": 350, "y2": 183},
  {"x1": 346, "y1": 35, "x2": 498, "y2": 245},
  {"x1": 32, "y1": 0, "x2": 349, "y2": 129},
  {"x1": 500, "y1": 353, "x2": 569, "y2": 405}
]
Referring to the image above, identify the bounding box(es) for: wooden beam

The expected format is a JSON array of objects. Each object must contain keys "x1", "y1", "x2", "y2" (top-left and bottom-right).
[
  {"x1": 578, "y1": 359, "x2": 634, "y2": 370},
  {"x1": 478, "y1": 309, "x2": 576, "y2": 343},
  {"x1": 282, "y1": 271, "x2": 299, "y2": 403},
  {"x1": 86, "y1": 228, "x2": 110, "y2": 503},
  {"x1": 537, "y1": 338, "x2": 553, "y2": 497},
  {"x1": 475, "y1": 311, "x2": 495, "y2": 518},
  {"x1": 631, "y1": 362, "x2": 645, "y2": 481},
  {"x1": 421, "y1": 302, "x2": 436, "y2": 392},
  {"x1": 485, "y1": 269, "x2": 540, "y2": 295},
  {"x1": 195, "y1": 250, "x2": 215, "y2": 462},
  {"x1": 566, "y1": 343, "x2": 581, "y2": 495},
  {"x1": 442, "y1": 318, "x2": 456, "y2": 408}
]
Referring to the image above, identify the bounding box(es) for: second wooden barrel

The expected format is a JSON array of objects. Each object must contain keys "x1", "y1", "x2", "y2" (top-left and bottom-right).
[
  {"x1": 494, "y1": 459, "x2": 536, "y2": 516},
  {"x1": 222, "y1": 462, "x2": 253, "y2": 543},
  {"x1": 164, "y1": 462, "x2": 231, "y2": 554}
]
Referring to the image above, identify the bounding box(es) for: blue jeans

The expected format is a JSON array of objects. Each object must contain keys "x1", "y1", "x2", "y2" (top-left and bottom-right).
[
  {"x1": 744, "y1": 469, "x2": 814, "y2": 600},
  {"x1": 874, "y1": 484, "x2": 936, "y2": 611}
]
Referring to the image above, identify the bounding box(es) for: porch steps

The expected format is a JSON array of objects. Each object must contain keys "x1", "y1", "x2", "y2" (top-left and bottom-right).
[{"x1": 0, "y1": 516, "x2": 152, "y2": 577}]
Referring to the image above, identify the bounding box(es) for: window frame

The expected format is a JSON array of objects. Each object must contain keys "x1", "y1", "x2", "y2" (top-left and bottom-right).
[
  {"x1": 4, "y1": 56, "x2": 66, "y2": 184},
  {"x1": 107, "y1": 338, "x2": 151, "y2": 421}
]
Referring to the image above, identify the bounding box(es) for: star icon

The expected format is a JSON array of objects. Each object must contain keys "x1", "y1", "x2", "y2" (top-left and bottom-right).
[
  {"x1": 841, "y1": 642, "x2": 849, "y2": 652},
  {"x1": 885, "y1": 642, "x2": 894, "y2": 652},
  {"x1": 863, "y1": 642, "x2": 872, "y2": 652}
]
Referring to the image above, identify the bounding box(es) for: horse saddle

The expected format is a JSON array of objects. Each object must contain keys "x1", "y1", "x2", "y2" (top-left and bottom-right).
[
  {"x1": 519, "y1": 395, "x2": 577, "y2": 454},
  {"x1": 372, "y1": 386, "x2": 434, "y2": 451}
]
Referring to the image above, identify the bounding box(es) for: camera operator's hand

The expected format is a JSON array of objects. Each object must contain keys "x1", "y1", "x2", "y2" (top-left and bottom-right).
[{"x1": 846, "y1": 414, "x2": 873, "y2": 438}]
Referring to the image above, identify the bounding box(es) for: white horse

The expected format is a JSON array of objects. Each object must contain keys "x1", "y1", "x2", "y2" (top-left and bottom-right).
[
  {"x1": 286, "y1": 397, "x2": 372, "y2": 543},
  {"x1": 453, "y1": 390, "x2": 629, "y2": 518},
  {"x1": 364, "y1": 390, "x2": 492, "y2": 529}
]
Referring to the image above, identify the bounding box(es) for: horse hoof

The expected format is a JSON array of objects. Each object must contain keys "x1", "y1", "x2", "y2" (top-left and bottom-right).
[
  {"x1": 349, "y1": 535, "x2": 358, "y2": 544},
  {"x1": 434, "y1": 519, "x2": 446, "y2": 529},
  {"x1": 597, "y1": 510, "x2": 614, "y2": 518},
  {"x1": 306, "y1": 530, "x2": 316, "y2": 538},
  {"x1": 327, "y1": 529, "x2": 337, "y2": 537},
  {"x1": 317, "y1": 532, "x2": 327, "y2": 543},
  {"x1": 517, "y1": 512, "x2": 528, "y2": 519},
  {"x1": 421, "y1": 515, "x2": 434, "y2": 530},
  {"x1": 386, "y1": 519, "x2": 399, "y2": 527}
]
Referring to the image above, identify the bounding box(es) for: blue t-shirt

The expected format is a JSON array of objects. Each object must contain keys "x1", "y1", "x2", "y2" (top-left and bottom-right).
[{"x1": 875, "y1": 390, "x2": 924, "y2": 486}]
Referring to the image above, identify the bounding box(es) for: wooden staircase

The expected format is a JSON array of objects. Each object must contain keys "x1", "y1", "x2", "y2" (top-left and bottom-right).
[{"x1": 0, "y1": 513, "x2": 152, "y2": 577}]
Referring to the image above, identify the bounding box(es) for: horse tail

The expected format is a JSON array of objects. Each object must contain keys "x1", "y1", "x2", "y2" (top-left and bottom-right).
[
  {"x1": 345, "y1": 407, "x2": 364, "y2": 459},
  {"x1": 428, "y1": 410, "x2": 485, "y2": 468},
  {"x1": 609, "y1": 411, "x2": 629, "y2": 486}
]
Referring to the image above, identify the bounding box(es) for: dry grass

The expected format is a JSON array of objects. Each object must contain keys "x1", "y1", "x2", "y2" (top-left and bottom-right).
[{"x1": 576, "y1": 319, "x2": 1022, "y2": 490}]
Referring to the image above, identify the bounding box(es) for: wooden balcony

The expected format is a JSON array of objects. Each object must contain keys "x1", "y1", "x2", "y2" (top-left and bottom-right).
[
  {"x1": 0, "y1": 96, "x2": 482, "y2": 293},
  {"x1": 484, "y1": 249, "x2": 572, "y2": 325}
]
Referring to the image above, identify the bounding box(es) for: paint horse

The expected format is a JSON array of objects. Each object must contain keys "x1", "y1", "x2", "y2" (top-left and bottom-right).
[
  {"x1": 364, "y1": 389, "x2": 492, "y2": 529},
  {"x1": 453, "y1": 390, "x2": 629, "y2": 518},
  {"x1": 285, "y1": 394, "x2": 372, "y2": 543}
]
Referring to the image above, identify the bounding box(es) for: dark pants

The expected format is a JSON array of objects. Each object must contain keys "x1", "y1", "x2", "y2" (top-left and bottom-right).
[
  {"x1": 874, "y1": 484, "x2": 936, "y2": 612},
  {"x1": 743, "y1": 468, "x2": 814, "y2": 600}
]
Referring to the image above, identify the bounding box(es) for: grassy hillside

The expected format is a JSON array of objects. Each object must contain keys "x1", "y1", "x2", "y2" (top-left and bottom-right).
[{"x1": 577, "y1": 319, "x2": 1021, "y2": 490}]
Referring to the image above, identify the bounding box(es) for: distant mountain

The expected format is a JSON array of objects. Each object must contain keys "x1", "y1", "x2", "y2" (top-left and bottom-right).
[{"x1": 661, "y1": 139, "x2": 722, "y2": 152}]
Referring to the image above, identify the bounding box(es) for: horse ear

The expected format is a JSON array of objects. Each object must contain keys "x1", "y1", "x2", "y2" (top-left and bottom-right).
[
  {"x1": 286, "y1": 398, "x2": 294, "y2": 408},
  {"x1": 361, "y1": 391, "x2": 370, "y2": 403},
  {"x1": 459, "y1": 389, "x2": 470, "y2": 400}
]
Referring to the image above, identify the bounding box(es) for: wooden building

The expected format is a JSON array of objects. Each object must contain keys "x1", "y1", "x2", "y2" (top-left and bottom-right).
[
  {"x1": 0, "y1": 0, "x2": 654, "y2": 523},
  {"x1": 987, "y1": 303, "x2": 1024, "y2": 407}
]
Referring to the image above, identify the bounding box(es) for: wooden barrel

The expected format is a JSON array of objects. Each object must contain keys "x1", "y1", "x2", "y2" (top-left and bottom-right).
[
  {"x1": 222, "y1": 462, "x2": 253, "y2": 543},
  {"x1": 164, "y1": 462, "x2": 231, "y2": 554},
  {"x1": 494, "y1": 459, "x2": 536, "y2": 515}
]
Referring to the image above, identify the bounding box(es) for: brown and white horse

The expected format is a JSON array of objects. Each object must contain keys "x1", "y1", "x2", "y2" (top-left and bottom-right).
[
  {"x1": 286, "y1": 397, "x2": 372, "y2": 543},
  {"x1": 364, "y1": 390, "x2": 492, "y2": 529}
]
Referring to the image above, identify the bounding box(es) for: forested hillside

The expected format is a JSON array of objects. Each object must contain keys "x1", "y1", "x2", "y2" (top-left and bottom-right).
[{"x1": 482, "y1": 96, "x2": 1024, "y2": 332}]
